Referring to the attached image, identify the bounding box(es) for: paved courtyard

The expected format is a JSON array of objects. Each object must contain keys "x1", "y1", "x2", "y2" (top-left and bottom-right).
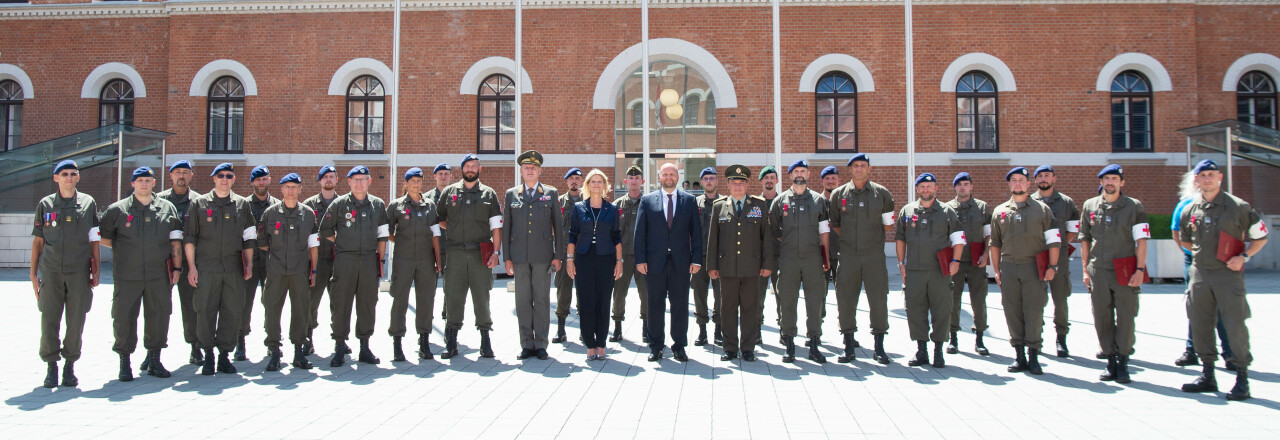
[{"x1": 1, "y1": 263, "x2": 1278, "y2": 439}]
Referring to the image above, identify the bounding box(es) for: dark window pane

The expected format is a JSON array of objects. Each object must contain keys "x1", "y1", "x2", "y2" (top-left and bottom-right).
[
  {"x1": 1112, "y1": 132, "x2": 1127, "y2": 150},
  {"x1": 1130, "y1": 97, "x2": 1149, "y2": 115},
  {"x1": 979, "y1": 131, "x2": 996, "y2": 150},
  {"x1": 979, "y1": 114, "x2": 997, "y2": 132},
  {"x1": 1131, "y1": 131, "x2": 1149, "y2": 150},
  {"x1": 1132, "y1": 115, "x2": 1149, "y2": 134}
]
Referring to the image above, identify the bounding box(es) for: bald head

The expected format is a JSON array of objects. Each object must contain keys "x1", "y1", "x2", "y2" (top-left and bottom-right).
[{"x1": 659, "y1": 163, "x2": 680, "y2": 190}]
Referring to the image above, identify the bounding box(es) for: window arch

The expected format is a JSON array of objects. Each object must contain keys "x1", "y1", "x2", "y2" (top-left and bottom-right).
[
  {"x1": 99, "y1": 79, "x2": 134, "y2": 127},
  {"x1": 477, "y1": 74, "x2": 515, "y2": 153},
  {"x1": 1111, "y1": 70, "x2": 1152, "y2": 151},
  {"x1": 0, "y1": 79, "x2": 21, "y2": 151},
  {"x1": 345, "y1": 75, "x2": 385, "y2": 153},
  {"x1": 816, "y1": 72, "x2": 857, "y2": 152},
  {"x1": 207, "y1": 76, "x2": 245, "y2": 153},
  {"x1": 957, "y1": 71, "x2": 997, "y2": 151},
  {"x1": 1237, "y1": 71, "x2": 1276, "y2": 129},
  {"x1": 683, "y1": 94, "x2": 701, "y2": 126}
]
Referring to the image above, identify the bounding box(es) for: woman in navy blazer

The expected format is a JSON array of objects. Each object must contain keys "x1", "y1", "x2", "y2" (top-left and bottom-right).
[{"x1": 566, "y1": 169, "x2": 623, "y2": 360}]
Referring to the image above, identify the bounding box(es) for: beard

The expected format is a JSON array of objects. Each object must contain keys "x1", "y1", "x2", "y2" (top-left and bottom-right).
[
  {"x1": 919, "y1": 195, "x2": 935, "y2": 202},
  {"x1": 764, "y1": 182, "x2": 774, "y2": 191},
  {"x1": 254, "y1": 186, "x2": 268, "y2": 196},
  {"x1": 661, "y1": 179, "x2": 677, "y2": 190},
  {"x1": 1012, "y1": 190, "x2": 1026, "y2": 196},
  {"x1": 463, "y1": 171, "x2": 479, "y2": 182},
  {"x1": 1037, "y1": 182, "x2": 1052, "y2": 191},
  {"x1": 792, "y1": 177, "x2": 807, "y2": 186},
  {"x1": 321, "y1": 182, "x2": 336, "y2": 191},
  {"x1": 1104, "y1": 186, "x2": 1118, "y2": 195},
  {"x1": 173, "y1": 178, "x2": 188, "y2": 188}
]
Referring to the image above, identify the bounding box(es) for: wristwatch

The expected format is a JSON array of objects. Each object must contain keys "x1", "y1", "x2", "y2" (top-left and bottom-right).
[
  {"x1": 1241, "y1": 253, "x2": 1252, "y2": 263},
  {"x1": 1136, "y1": 267, "x2": 1147, "y2": 272}
]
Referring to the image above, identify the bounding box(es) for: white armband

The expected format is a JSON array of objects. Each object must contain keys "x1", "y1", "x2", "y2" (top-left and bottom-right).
[
  {"x1": 1044, "y1": 229, "x2": 1062, "y2": 244},
  {"x1": 489, "y1": 215, "x2": 504, "y2": 230},
  {"x1": 950, "y1": 231, "x2": 967, "y2": 247},
  {"x1": 1248, "y1": 220, "x2": 1269, "y2": 240},
  {"x1": 982, "y1": 224, "x2": 992, "y2": 238},
  {"x1": 376, "y1": 224, "x2": 390, "y2": 238},
  {"x1": 307, "y1": 233, "x2": 320, "y2": 248},
  {"x1": 430, "y1": 224, "x2": 442, "y2": 237},
  {"x1": 1066, "y1": 220, "x2": 1080, "y2": 233},
  {"x1": 881, "y1": 212, "x2": 894, "y2": 226},
  {"x1": 169, "y1": 230, "x2": 184, "y2": 240},
  {"x1": 89, "y1": 227, "x2": 101, "y2": 242},
  {"x1": 242, "y1": 227, "x2": 257, "y2": 241},
  {"x1": 818, "y1": 220, "x2": 831, "y2": 234},
  {"x1": 1131, "y1": 223, "x2": 1151, "y2": 240}
]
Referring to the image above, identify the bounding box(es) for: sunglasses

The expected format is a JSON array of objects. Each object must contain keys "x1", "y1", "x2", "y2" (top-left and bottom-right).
[{"x1": 215, "y1": 173, "x2": 235, "y2": 179}]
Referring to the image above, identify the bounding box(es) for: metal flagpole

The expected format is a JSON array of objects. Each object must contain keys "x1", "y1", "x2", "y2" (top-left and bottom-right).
[
  {"x1": 772, "y1": 0, "x2": 781, "y2": 174},
  {"x1": 390, "y1": 0, "x2": 402, "y2": 200},
  {"x1": 642, "y1": 0, "x2": 650, "y2": 193},
  {"x1": 905, "y1": 0, "x2": 916, "y2": 201},
  {"x1": 515, "y1": 0, "x2": 522, "y2": 186}
]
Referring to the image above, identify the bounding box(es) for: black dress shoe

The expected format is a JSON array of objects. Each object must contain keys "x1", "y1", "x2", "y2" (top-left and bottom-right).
[
  {"x1": 43, "y1": 362, "x2": 58, "y2": 388},
  {"x1": 517, "y1": 349, "x2": 534, "y2": 360},
  {"x1": 742, "y1": 352, "x2": 756, "y2": 362},
  {"x1": 61, "y1": 362, "x2": 78, "y2": 387},
  {"x1": 673, "y1": 348, "x2": 689, "y2": 362},
  {"x1": 535, "y1": 348, "x2": 549, "y2": 360},
  {"x1": 721, "y1": 352, "x2": 739, "y2": 361},
  {"x1": 648, "y1": 348, "x2": 663, "y2": 362},
  {"x1": 1174, "y1": 349, "x2": 1199, "y2": 366}
]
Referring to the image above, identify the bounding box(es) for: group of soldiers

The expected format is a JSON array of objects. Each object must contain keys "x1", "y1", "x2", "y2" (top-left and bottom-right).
[{"x1": 30, "y1": 153, "x2": 1267, "y2": 401}]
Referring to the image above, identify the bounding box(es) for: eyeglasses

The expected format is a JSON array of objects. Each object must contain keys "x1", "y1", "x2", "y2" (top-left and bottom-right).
[
  {"x1": 215, "y1": 173, "x2": 235, "y2": 179},
  {"x1": 57, "y1": 172, "x2": 80, "y2": 177}
]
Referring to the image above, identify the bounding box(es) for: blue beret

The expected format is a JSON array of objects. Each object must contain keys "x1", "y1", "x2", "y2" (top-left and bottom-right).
[
  {"x1": 130, "y1": 166, "x2": 154, "y2": 182},
  {"x1": 211, "y1": 163, "x2": 235, "y2": 176},
  {"x1": 1097, "y1": 164, "x2": 1124, "y2": 179},
  {"x1": 433, "y1": 163, "x2": 451, "y2": 174},
  {"x1": 820, "y1": 166, "x2": 839, "y2": 179},
  {"x1": 915, "y1": 173, "x2": 937, "y2": 186},
  {"x1": 250, "y1": 165, "x2": 270, "y2": 181},
  {"x1": 461, "y1": 153, "x2": 480, "y2": 166},
  {"x1": 787, "y1": 159, "x2": 809, "y2": 174},
  {"x1": 404, "y1": 167, "x2": 424, "y2": 181},
  {"x1": 1192, "y1": 159, "x2": 1218, "y2": 175},
  {"x1": 347, "y1": 165, "x2": 370, "y2": 178},
  {"x1": 846, "y1": 153, "x2": 870, "y2": 166},
  {"x1": 279, "y1": 173, "x2": 302, "y2": 185},
  {"x1": 699, "y1": 167, "x2": 717, "y2": 179},
  {"x1": 1006, "y1": 167, "x2": 1029, "y2": 181},
  {"x1": 1034, "y1": 164, "x2": 1055, "y2": 177},
  {"x1": 53, "y1": 160, "x2": 78, "y2": 175},
  {"x1": 564, "y1": 168, "x2": 583, "y2": 180},
  {"x1": 168, "y1": 160, "x2": 193, "y2": 173},
  {"x1": 317, "y1": 165, "x2": 337, "y2": 181},
  {"x1": 952, "y1": 172, "x2": 972, "y2": 187}
]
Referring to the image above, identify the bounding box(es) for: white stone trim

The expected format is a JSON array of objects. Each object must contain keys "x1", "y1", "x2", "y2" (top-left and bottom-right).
[
  {"x1": 592, "y1": 38, "x2": 738, "y2": 109},
  {"x1": 1221, "y1": 53, "x2": 1280, "y2": 92},
  {"x1": 1095, "y1": 52, "x2": 1172, "y2": 92},
  {"x1": 940, "y1": 53, "x2": 1017, "y2": 92},
  {"x1": 459, "y1": 57, "x2": 532, "y2": 95},
  {"x1": 798, "y1": 54, "x2": 876, "y2": 93},
  {"x1": 80, "y1": 62, "x2": 147, "y2": 98},
  {"x1": 328, "y1": 57, "x2": 396, "y2": 96},
  {"x1": 716, "y1": 152, "x2": 1189, "y2": 168},
  {"x1": 188, "y1": 59, "x2": 259, "y2": 97},
  {"x1": 0, "y1": 64, "x2": 35, "y2": 99}
]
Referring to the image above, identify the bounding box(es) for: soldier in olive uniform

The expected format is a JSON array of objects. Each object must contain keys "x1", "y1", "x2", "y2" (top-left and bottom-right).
[
  {"x1": 184, "y1": 162, "x2": 256, "y2": 375},
  {"x1": 157, "y1": 160, "x2": 204, "y2": 365},
  {"x1": 756, "y1": 166, "x2": 780, "y2": 344},
  {"x1": 944, "y1": 172, "x2": 993, "y2": 355},
  {"x1": 301, "y1": 164, "x2": 340, "y2": 355},
  {"x1": 610, "y1": 165, "x2": 649, "y2": 343},
  {"x1": 503, "y1": 151, "x2": 561, "y2": 360},
  {"x1": 238, "y1": 165, "x2": 279, "y2": 361},
  {"x1": 387, "y1": 167, "x2": 442, "y2": 362},
  {"x1": 692, "y1": 167, "x2": 724, "y2": 346},
  {"x1": 553, "y1": 168, "x2": 584, "y2": 343},
  {"x1": 819, "y1": 166, "x2": 841, "y2": 293},
  {"x1": 989, "y1": 167, "x2": 1062, "y2": 376},
  {"x1": 101, "y1": 167, "x2": 183, "y2": 381},
  {"x1": 769, "y1": 160, "x2": 831, "y2": 364},
  {"x1": 828, "y1": 153, "x2": 896, "y2": 364},
  {"x1": 707, "y1": 165, "x2": 775, "y2": 361},
  {"x1": 317, "y1": 166, "x2": 389, "y2": 367},
  {"x1": 1078, "y1": 164, "x2": 1149, "y2": 384},
  {"x1": 895, "y1": 173, "x2": 965, "y2": 368},
  {"x1": 1180, "y1": 160, "x2": 1268, "y2": 401},
  {"x1": 437, "y1": 154, "x2": 504, "y2": 359},
  {"x1": 1031, "y1": 165, "x2": 1081, "y2": 357},
  {"x1": 256, "y1": 173, "x2": 319, "y2": 371},
  {"x1": 426, "y1": 163, "x2": 452, "y2": 321},
  {"x1": 31, "y1": 160, "x2": 101, "y2": 388}
]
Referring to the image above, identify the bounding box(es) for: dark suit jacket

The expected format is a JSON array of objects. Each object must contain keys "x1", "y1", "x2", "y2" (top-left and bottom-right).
[
  {"x1": 634, "y1": 188, "x2": 702, "y2": 275},
  {"x1": 568, "y1": 200, "x2": 622, "y2": 255}
]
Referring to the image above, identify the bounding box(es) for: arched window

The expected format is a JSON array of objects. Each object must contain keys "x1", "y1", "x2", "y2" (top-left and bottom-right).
[
  {"x1": 99, "y1": 79, "x2": 134, "y2": 127},
  {"x1": 1237, "y1": 71, "x2": 1276, "y2": 129},
  {"x1": 0, "y1": 80, "x2": 21, "y2": 151},
  {"x1": 1111, "y1": 70, "x2": 1152, "y2": 151},
  {"x1": 477, "y1": 74, "x2": 515, "y2": 153},
  {"x1": 683, "y1": 95, "x2": 701, "y2": 126},
  {"x1": 816, "y1": 72, "x2": 857, "y2": 152},
  {"x1": 706, "y1": 93, "x2": 716, "y2": 126},
  {"x1": 956, "y1": 71, "x2": 997, "y2": 151},
  {"x1": 345, "y1": 75, "x2": 385, "y2": 153},
  {"x1": 207, "y1": 76, "x2": 245, "y2": 153}
]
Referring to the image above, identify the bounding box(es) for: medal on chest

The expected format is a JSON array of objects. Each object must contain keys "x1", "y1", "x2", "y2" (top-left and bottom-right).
[
  {"x1": 405, "y1": 207, "x2": 412, "y2": 220},
  {"x1": 1189, "y1": 215, "x2": 1197, "y2": 232},
  {"x1": 782, "y1": 204, "x2": 789, "y2": 217},
  {"x1": 126, "y1": 214, "x2": 133, "y2": 228},
  {"x1": 451, "y1": 194, "x2": 458, "y2": 207},
  {"x1": 206, "y1": 208, "x2": 213, "y2": 222},
  {"x1": 911, "y1": 214, "x2": 919, "y2": 228},
  {"x1": 274, "y1": 221, "x2": 282, "y2": 235},
  {"x1": 841, "y1": 199, "x2": 847, "y2": 211},
  {"x1": 999, "y1": 211, "x2": 1008, "y2": 224}
]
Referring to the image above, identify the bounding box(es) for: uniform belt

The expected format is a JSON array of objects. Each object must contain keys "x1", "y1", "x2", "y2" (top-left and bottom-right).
[{"x1": 448, "y1": 242, "x2": 485, "y2": 249}]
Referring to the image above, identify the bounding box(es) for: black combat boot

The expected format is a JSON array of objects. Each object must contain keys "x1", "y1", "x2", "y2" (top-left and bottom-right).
[
  {"x1": 336, "y1": 339, "x2": 352, "y2": 355},
  {"x1": 358, "y1": 338, "x2": 381, "y2": 364},
  {"x1": 695, "y1": 324, "x2": 709, "y2": 346},
  {"x1": 139, "y1": 351, "x2": 151, "y2": 372},
  {"x1": 62, "y1": 361, "x2": 78, "y2": 387},
  {"x1": 974, "y1": 333, "x2": 989, "y2": 356},
  {"x1": 392, "y1": 336, "x2": 406, "y2": 362},
  {"x1": 807, "y1": 339, "x2": 826, "y2": 364},
  {"x1": 330, "y1": 341, "x2": 346, "y2": 368},
  {"x1": 118, "y1": 354, "x2": 133, "y2": 382},
  {"x1": 609, "y1": 320, "x2": 623, "y2": 343},
  {"x1": 1027, "y1": 348, "x2": 1044, "y2": 375},
  {"x1": 932, "y1": 341, "x2": 946, "y2": 368},
  {"x1": 1227, "y1": 369, "x2": 1250, "y2": 401},
  {"x1": 190, "y1": 344, "x2": 203, "y2": 365},
  {"x1": 201, "y1": 348, "x2": 216, "y2": 375},
  {"x1": 43, "y1": 362, "x2": 58, "y2": 388},
  {"x1": 304, "y1": 330, "x2": 316, "y2": 355},
  {"x1": 1174, "y1": 348, "x2": 1199, "y2": 366},
  {"x1": 713, "y1": 323, "x2": 723, "y2": 346},
  {"x1": 147, "y1": 349, "x2": 171, "y2": 378},
  {"x1": 1115, "y1": 355, "x2": 1131, "y2": 384},
  {"x1": 782, "y1": 337, "x2": 796, "y2": 363},
  {"x1": 947, "y1": 331, "x2": 959, "y2": 354},
  {"x1": 440, "y1": 328, "x2": 459, "y2": 359},
  {"x1": 1182, "y1": 363, "x2": 1218, "y2": 393},
  {"x1": 552, "y1": 317, "x2": 568, "y2": 343},
  {"x1": 217, "y1": 350, "x2": 237, "y2": 374},
  {"x1": 1055, "y1": 334, "x2": 1069, "y2": 358},
  {"x1": 235, "y1": 336, "x2": 248, "y2": 361},
  {"x1": 479, "y1": 330, "x2": 495, "y2": 358},
  {"x1": 908, "y1": 341, "x2": 929, "y2": 367},
  {"x1": 1100, "y1": 354, "x2": 1117, "y2": 381},
  {"x1": 265, "y1": 348, "x2": 282, "y2": 372},
  {"x1": 418, "y1": 333, "x2": 434, "y2": 360},
  {"x1": 292, "y1": 345, "x2": 313, "y2": 369},
  {"x1": 1008, "y1": 345, "x2": 1028, "y2": 373},
  {"x1": 837, "y1": 333, "x2": 856, "y2": 363},
  {"x1": 872, "y1": 334, "x2": 890, "y2": 365}
]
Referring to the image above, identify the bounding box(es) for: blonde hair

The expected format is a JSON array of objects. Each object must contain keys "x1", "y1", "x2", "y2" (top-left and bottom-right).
[{"x1": 584, "y1": 169, "x2": 610, "y2": 197}]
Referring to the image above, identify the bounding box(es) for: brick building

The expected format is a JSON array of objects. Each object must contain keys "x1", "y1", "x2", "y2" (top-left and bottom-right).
[{"x1": 1, "y1": 0, "x2": 1278, "y2": 218}]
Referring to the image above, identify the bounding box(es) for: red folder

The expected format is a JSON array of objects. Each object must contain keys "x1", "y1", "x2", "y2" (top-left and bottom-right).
[
  {"x1": 480, "y1": 242, "x2": 496, "y2": 266},
  {"x1": 969, "y1": 242, "x2": 986, "y2": 263},
  {"x1": 937, "y1": 249, "x2": 953, "y2": 276},
  {"x1": 1217, "y1": 231, "x2": 1246, "y2": 263},
  {"x1": 1036, "y1": 250, "x2": 1050, "y2": 279},
  {"x1": 1065, "y1": 243, "x2": 1077, "y2": 258},
  {"x1": 1113, "y1": 256, "x2": 1151, "y2": 285}
]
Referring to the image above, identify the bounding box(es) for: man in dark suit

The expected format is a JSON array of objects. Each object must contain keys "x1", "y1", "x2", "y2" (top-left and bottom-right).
[{"x1": 635, "y1": 162, "x2": 703, "y2": 362}]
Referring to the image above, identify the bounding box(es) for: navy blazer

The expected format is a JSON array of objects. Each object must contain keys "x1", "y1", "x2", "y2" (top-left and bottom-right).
[
  {"x1": 633, "y1": 188, "x2": 703, "y2": 274},
  {"x1": 568, "y1": 200, "x2": 622, "y2": 255}
]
